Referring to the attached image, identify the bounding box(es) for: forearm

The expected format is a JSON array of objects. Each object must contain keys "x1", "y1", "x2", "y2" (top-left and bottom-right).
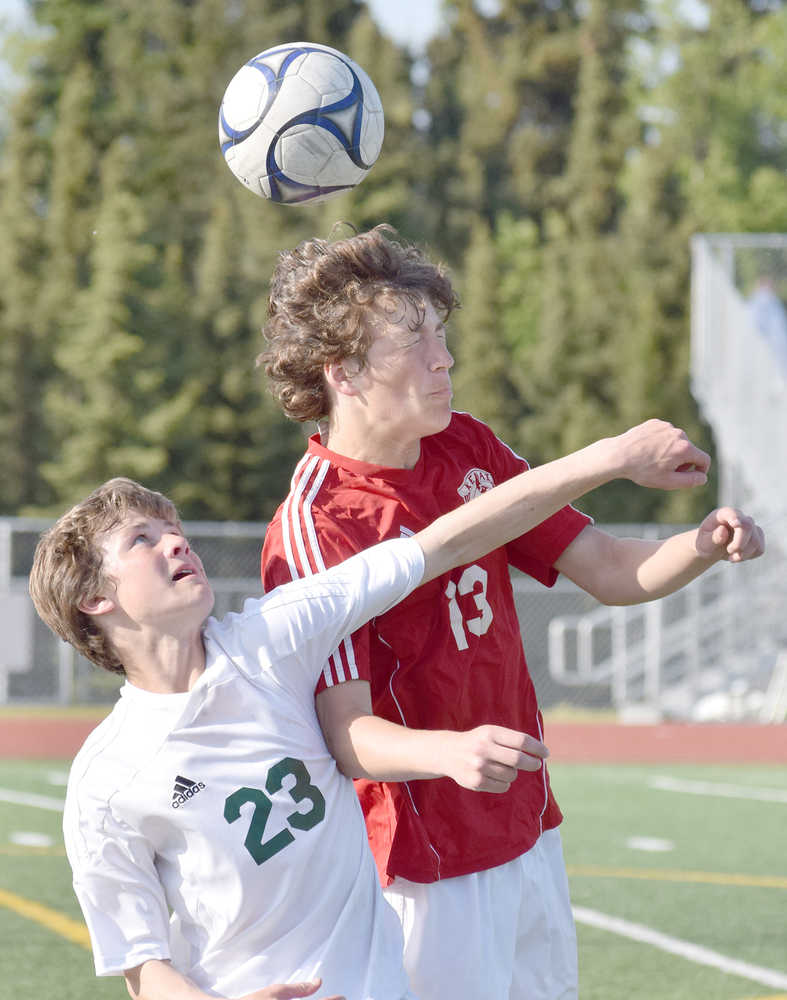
[
  {"x1": 416, "y1": 439, "x2": 612, "y2": 583},
  {"x1": 632, "y1": 529, "x2": 723, "y2": 601},
  {"x1": 317, "y1": 681, "x2": 548, "y2": 791},
  {"x1": 589, "y1": 531, "x2": 720, "y2": 605},
  {"x1": 558, "y1": 508, "x2": 764, "y2": 605},
  {"x1": 125, "y1": 961, "x2": 335, "y2": 1000},
  {"x1": 327, "y1": 710, "x2": 446, "y2": 781},
  {"x1": 125, "y1": 960, "x2": 214, "y2": 1000}
]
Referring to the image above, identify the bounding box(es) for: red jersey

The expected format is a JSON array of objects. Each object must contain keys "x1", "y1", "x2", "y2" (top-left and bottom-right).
[{"x1": 262, "y1": 411, "x2": 591, "y2": 884}]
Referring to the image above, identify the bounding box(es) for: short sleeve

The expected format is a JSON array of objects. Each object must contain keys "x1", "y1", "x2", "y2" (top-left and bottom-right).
[
  {"x1": 262, "y1": 499, "x2": 377, "y2": 694},
  {"x1": 506, "y1": 506, "x2": 592, "y2": 585},
  {"x1": 64, "y1": 792, "x2": 171, "y2": 976},
  {"x1": 213, "y1": 538, "x2": 425, "y2": 704}
]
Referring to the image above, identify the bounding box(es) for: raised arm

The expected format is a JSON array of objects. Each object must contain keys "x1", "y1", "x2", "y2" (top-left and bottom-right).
[
  {"x1": 414, "y1": 419, "x2": 711, "y2": 583},
  {"x1": 319, "y1": 419, "x2": 723, "y2": 788},
  {"x1": 319, "y1": 499, "x2": 764, "y2": 791}
]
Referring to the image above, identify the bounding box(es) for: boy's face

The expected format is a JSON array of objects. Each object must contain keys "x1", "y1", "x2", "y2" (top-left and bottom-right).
[
  {"x1": 94, "y1": 512, "x2": 214, "y2": 630},
  {"x1": 353, "y1": 297, "x2": 454, "y2": 449}
]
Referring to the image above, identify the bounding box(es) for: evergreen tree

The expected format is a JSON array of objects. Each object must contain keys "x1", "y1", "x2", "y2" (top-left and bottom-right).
[
  {"x1": 3, "y1": 0, "x2": 783, "y2": 523},
  {"x1": 451, "y1": 217, "x2": 516, "y2": 435},
  {"x1": 421, "y1": 0, "x2": 582, "y2": 260},
  {"x1": 0, "y1": 0, "x2": 418, "y2": 517},
  {"x1": 0, "y1": 88, "x2": 52, "y2": 511},
  {"x1": 516, "y1": 0, "x2": 646, "y2": 519},
  {"x1": 662, "y1": 0, "x2": 787, "y2": 232},
  {"x1": 451, "y1": 212, "x2": 545, "y2": 451},
  {"x1": 41, "y1": 137, "x2": 166, "y2": 501}
]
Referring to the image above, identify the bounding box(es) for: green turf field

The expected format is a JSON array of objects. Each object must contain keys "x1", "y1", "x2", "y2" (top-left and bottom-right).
[{"x1": 1, "y1": 758, "x2": 785, "y2": 999}]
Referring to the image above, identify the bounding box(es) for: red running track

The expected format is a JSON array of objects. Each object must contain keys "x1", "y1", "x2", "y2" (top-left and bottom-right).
[{"x1": 0, "y1": 716, "x2": 784, "y2": 763}]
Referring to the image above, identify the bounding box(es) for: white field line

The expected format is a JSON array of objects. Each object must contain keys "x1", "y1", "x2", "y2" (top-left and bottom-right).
[
  {"x1": 573, "y1": 906, "x2": 787, "y2": 991},
  {"x1": 0, "y1": 787, "x2": 65, "y2": 811},
  {"x1": 649, "y1": 776, "x2": 787, "y2": 804}
]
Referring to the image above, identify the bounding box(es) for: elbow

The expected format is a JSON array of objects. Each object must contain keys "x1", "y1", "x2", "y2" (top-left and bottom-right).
[
  {"x1": 320, "y1": 714, "x2": 372, "y2": 779},
  {"x1": 576, "y1": 579, "x2": 618, "y2": 606},
  {"x1": 320, "y1": 726, "x2": 358, "y2": 777},
  {"x1": 330, "y1": 743, "x2": 365, "y2": 779},
  {"x1": 124, "y1": 966, "x2": 144, "y2": 1000},
  {"x1": 579, "y1": 581, "x2": 649, "y2": 607},
  {"x1": 316, "y1": 680, "x2": 375, "y2": 779}
]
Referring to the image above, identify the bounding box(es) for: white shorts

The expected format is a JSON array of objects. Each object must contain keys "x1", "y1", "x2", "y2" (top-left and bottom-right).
[{"x1": 383, "y1": 828, "x2": 578, "y2": 1000}]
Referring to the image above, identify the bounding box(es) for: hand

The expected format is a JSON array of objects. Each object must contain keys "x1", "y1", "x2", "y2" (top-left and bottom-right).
[
  {"x1": 241, "y1": 979, "x2": 344, "y2": 1000},
  {"x1": 440, "y1": 725, "x2": 549, "y2": 793},
  {"x1": 695, "y1": 507, "x2": 766, "y2": 563},
  {"x1": 614, "y1": 420, "x2": 710, "y2": 490}
]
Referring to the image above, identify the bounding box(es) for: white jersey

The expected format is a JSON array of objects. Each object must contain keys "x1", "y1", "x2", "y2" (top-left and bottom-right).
[{"x1": 63, "y1": 539, "x2": 424, "y2": 1000}]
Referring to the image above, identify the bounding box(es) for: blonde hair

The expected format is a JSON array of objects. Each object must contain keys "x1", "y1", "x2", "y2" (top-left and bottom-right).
[{"x1": 29, "y1": 478, "x2": 180, "y2": 674}]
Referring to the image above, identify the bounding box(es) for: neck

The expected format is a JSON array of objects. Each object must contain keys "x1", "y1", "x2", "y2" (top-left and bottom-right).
[
  {"x1": 322, "y1": 418, "x2": 421, "y2": 469},
  {"x1": 116, "y1": 627, "x2": 207, "y2": 693}
]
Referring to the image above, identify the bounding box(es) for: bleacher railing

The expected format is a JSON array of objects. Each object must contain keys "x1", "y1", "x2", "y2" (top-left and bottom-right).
[
  {"x1": 691, "y1": 234, "x2": 787, "y2": 522},
  {"x1": 547, "y1": 234, "x2": 787, "y2": 722}
]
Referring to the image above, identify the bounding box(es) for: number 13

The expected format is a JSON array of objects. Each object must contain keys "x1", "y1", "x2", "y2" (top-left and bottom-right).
[{"x1": 445, "y1": 564, "x2": 493, "y2": 651}]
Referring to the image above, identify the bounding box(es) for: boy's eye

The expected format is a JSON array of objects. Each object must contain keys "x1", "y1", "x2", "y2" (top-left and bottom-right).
[{"x1": 132, "y1": 533, "x2": 149, "y2": 545}]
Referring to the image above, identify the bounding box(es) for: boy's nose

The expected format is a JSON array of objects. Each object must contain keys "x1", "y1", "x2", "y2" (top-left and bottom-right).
[
  {"x1": 165, "y1": 534, "x2": 189, "y2": 555},
  {"x1": 432, "y1": 344, "x2": 454, "y2": 371}
]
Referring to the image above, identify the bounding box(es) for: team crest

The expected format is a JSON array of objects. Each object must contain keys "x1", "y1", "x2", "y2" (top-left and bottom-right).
[{"x1": 457, "y1": 467, "x2": 495, "y2": 503}]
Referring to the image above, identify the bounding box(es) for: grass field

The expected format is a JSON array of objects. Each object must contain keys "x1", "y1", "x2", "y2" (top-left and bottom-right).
[{"x1": 1, "y1": 757, "x2": 785, "y2": 999}]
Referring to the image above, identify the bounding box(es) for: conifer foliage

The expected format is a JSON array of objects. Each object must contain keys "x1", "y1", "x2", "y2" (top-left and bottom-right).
[
  {"x1": 0, "y1": 0, "x2": 784, "y2": 521},
  {"x1": 427, "y1": 0, "x2": 784, "y2": 521},
  {"x1": 0, "y1": 0, "x2": 416, "y2": 517}
]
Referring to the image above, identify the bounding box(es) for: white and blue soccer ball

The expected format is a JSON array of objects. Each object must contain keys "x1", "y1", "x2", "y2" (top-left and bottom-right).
[{"x1": 218, "y1": 42, "x2": 385, "y2": 205}]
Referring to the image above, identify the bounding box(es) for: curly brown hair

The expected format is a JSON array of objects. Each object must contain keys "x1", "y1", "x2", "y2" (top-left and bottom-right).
[
  {"x1": 259, "y1": 224, "x2": 459, "y2": 422},
  {"x1": 29, "y1": 478, "x2": 180, "y2": 675}
]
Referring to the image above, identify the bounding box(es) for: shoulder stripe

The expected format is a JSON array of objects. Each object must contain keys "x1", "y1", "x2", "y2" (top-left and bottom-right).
[
  {"x1": 282, "y1": 455, "x2": 329, "y2": 580},
  {"x1": 280, "y1": 453, "x2": 313, "y2": 578},
  {"x1": 280, "y1": 456, "x2": 358, "y2": 686}
]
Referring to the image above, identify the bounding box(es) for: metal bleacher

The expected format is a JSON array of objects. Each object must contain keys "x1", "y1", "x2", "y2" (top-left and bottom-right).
[{"x1": 547, "y1": 234, "x2": 787, "y2": 722}]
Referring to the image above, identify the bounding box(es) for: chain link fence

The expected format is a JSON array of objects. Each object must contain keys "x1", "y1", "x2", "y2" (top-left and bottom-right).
[
  {"x1": 0, "y1": 518, "x2": 690, "y2": 712},
  {"x1": 0, "y1": 518, "x2": 268, "y2": 706}
]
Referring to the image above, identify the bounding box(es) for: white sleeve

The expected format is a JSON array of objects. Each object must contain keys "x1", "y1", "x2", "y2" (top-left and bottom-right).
[
  {"x1": 64, "y1": 787, "x2": 171, "y2": 976},
  {"x1": 213, "y1": 537, "x2": 424, "y2": 699}
]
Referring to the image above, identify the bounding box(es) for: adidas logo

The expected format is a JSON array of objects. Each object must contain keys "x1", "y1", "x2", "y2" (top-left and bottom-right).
[{"x1": 171, "y1": 775, "x2": 205, "y2": 809}]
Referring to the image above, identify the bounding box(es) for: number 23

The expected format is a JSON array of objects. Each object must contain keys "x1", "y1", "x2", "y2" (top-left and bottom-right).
[{"x1": 224, "y1": 757, "x2": 325, "y2": 865}]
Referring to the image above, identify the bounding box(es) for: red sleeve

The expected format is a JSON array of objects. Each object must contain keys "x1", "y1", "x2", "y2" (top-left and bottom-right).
[
  {"x1": 261, "y1": 505, "x2": 374, "y2": 692},
  {"x1": 506, "y1": 507, "x2": 591, "y2": 585}
]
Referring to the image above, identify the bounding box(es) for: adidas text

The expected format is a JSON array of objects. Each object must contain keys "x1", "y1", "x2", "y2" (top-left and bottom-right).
[{"x1": 172, "y1": 775, "x2": 206, "y2": 809}]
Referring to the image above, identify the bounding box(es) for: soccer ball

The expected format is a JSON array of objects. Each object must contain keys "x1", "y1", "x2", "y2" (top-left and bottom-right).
[{"x1": 218, "y1": 42, "x2": 385, "y2": 205}]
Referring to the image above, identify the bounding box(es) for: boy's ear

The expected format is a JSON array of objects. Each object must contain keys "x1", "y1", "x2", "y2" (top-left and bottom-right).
[
  {"x1": 78, "y1": 595, "x2": 116, "y2": 617},
  {"x1": 324, "y1": 360, "x2": 362, "y2": 397}
]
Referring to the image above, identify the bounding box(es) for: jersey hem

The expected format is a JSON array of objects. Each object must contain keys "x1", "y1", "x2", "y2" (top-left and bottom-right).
[
  {"x1": 95, "y1": 949, "x2": 170, "y2": 977},
  {"x1": 385, "y1": 814, "x2": 563, "y2": 885}
]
